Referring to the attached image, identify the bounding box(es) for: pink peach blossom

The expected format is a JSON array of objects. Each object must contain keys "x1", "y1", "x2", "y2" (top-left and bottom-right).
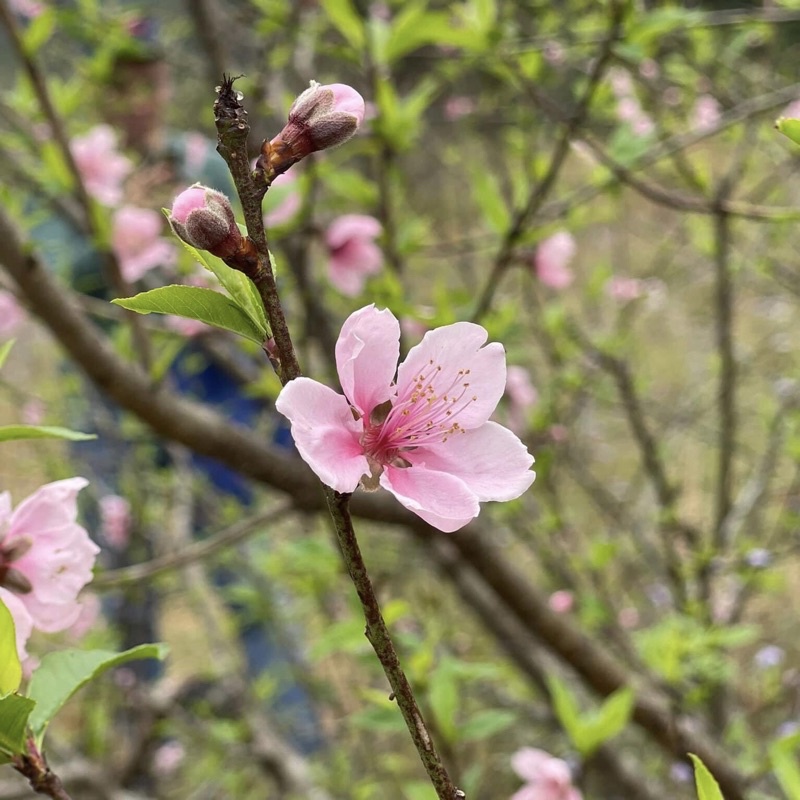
[
  {"x1": 70, "y1": 125, "x2": 133, "y2": 207},
  {"x1": 0, "y1": 478, "x2": 99, "y2": 633},
  {"x1": 265, "y1": 82, "x2": 366, "y2": 173},
  {"x1": 325, "y1": 214, "x2": 384, "y2": 296},
  {"x1": 535, "y1": 231, "x2": 576, "y2": 290},
  {"x1": 505, "y1": 366, "x2": 538, "y2": 434},
  {"x1": 0, "y1": 290, "x2": 26, "y2": 337},
  {"x1": 8, "y1": 0, "x2": 43, "y2": 18},
  {"x1": 99, "y1": 494, "x2": 132, "y2": 549},
  {"x1": 112, "y1": 206, "x2": 176, "y2": 282},
  {"x1": 511, "y1": 748, "x2": 582, "y2": 800},
  {"x1": 264, "y1": 171, "x2": 302, "y2": 228},
  {"x1": 275, "y1": 305, "x2": 536, "y2": 532},
  {"x1": 548, "y1": 590, "x2": 574, "y2": 614},
  {"x1": 782, "y1": 99, "x2": 800, "y2": 119},
  {"x1": 691, "y1": 94, "x2": 722, "y2": 133},
  {"x1": 21, "y1": 398, "x2": 45, "y2": 425},
  {"x1": 444, "y1": 96, "x2": 476, "y2": 121},
  {"x1": 606, "y1": 276, "x2": 643, "y2": 302}
]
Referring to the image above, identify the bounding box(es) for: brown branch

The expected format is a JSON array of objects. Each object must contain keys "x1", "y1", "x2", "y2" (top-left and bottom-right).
[{"x1": 13, "y1": 743, "x2": 73, "y2": 800}]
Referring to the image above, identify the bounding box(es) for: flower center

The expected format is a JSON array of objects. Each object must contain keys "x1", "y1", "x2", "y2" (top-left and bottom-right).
[
  {"x1": 0, "y1": 537, "x2": 33, "y2": 594},
  {"x1": 360, "y1": 359, "x2": 478, "y2": 466}
]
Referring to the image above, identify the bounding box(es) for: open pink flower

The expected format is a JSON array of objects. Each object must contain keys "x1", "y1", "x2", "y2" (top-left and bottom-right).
[
  {"x1": 276, "y1": 305, "x2": 535, "y2": 532},
  {"x1": 0, "y1": 290, "x2": 26, "y2": 337},
  {"x1": 325, "y1": 214, "x2": 384, "y2": 296},
  {"x1": 511, "y1": 748, "x2": 582, "y2": 800},
  {"x1": 112, "y1": 206, "x2": 176, "y2": 282},
  {"x1": 0, "y1": 478, "x2": 99, "y2": 633},
  {"x1": 535, "y1": 231, "x2": 576, "y2": 290},
  {"x1": 70, "y1": 125, "x2": 133, "y2": 207}
]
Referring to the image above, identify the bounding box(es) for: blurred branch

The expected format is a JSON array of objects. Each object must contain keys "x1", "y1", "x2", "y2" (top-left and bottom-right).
[
  {"x1": 186, "y1": 0, "x2": 228, "y2": 86},
  {"x1": 94, "y1": 502, "x2": 293, "y2": 589},
  {"x1": 470, "y1": 0, "x2": 627, "y2": 321}
]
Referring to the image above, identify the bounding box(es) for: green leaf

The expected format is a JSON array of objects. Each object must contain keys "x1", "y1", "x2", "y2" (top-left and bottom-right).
[
  {"x1": 0, "y1": 340, "x2": 14, "y2": 370},
  {"x1": 769, "y1": 733, "x2": 800, "y2": 800},
  {"x1": 776, "y1": 117, "x2": 800, "y2": 148},
  {"x1": 583, "y1": 687, "x2": 635, "y2": 754},
  {"x1": 0, "y1": 600, "x2": 21, "y2": 695},
  {"x1": 428, "y1": 663, "x2": 459, "y2": 742},
  {"x1": 0, "y1": 694, "x2": 35, "y2": 759},
  {"x1": 689, "y1": 754, "x2": 725, "y2": 800},
  {"x1": 0, "y1": 425, "x2": 96, "y2": 443},
  {"x1": 547, "y1": 673, "x2": 582, "y2": 743},
  {"x1": 112, "y1": 286, "x2": 266, "y2": 344},
  {"x1": 319, "y1": 0, "x2": 365, "y2": 49},
  {"x1": 168, "y1": 229, "x2": 269, "y2": 338},
  {"x1": 472, "y1": 169, "x2": 510, "y2": 234},
  {"x1": 383, "y1": 5, "x2": 454, "y2": 63},
  {"x1": 460, "y1": 709, "x2": 517, "y2": 741},
  {"x1": 27, "y1": 643, "x2": 168, "y2": 743}
]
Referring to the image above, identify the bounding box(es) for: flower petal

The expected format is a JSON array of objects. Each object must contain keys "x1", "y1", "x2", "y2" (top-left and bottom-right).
[
  {"x1": 9, "y1": 478, "x2": 88, "y2": 539},
  {"x1": 380, "y1": 465, "x2": 479, "y2": 533},
  {"x1": 276, "y1": 377, "x2": 369, "y2": 492},
  {"x1": 511, "y1": 748, "x2": 555, "y2": 782},
  {"x1": 397, "y1": 322, "x2": 506, "y2": 428},
  {"x1": 325, "y1": 214, "x2": 382, "y2": 249},
  {"x1": 335, "y1": 305, "x2": 399, "y2": 416},
  {"x1": 418, "y1": 421, "x2": 535, "y2": 502}
]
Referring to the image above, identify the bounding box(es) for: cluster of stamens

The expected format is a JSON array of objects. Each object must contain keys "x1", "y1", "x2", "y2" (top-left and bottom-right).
[
  {"x1": 0, "y1": 535, "x2": 32, "y2": 594},
  {"x1": 359, "y1": 359, "x2": 479, "y2": 467}
]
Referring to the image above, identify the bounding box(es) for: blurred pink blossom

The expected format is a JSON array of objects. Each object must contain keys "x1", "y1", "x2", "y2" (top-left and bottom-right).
[
  {"x1": 0, "y1": 290, "x2": 26, "y2": 337},
  {"x1": 183, "y1": 132, "x2": 211, "y2": 173},
  {"x1": 606, "y1": 276, "x2": 643, "y2": 302},
  {"x1": 22, "y1": 398, "x2": 45, "y2": 425},
  {"x1": 548, "y1": 424, "x2": 568, "y2": 443},
  {"x1": 275, "y1": 305, "x2": 536, "y2": 532},
  {"x1": 8, "y1": 0, "x2": 44, "y2": 19},
  {"x1": 70, "y1": 125, "x2": 133, "y2": 207},
  {"x1": 534, "y1": 231, "x2": 576, "y2": 290},
  {"x1": 264, "y1": 171, "x2": 302, "y2": 228},
  {"x1": 153, "y1": 740, "x2": 186, "y2": 776},
  {"x1": 505, "y1": 366, "x2": 538, "y2": 434},
  {"x1": 618, "y1": 607, "x2": 640, "y2": 628},
  {"x1": 548, "y1": 590, "x2": 574, "y2": 614},
  {"x1": 543, "y1": 41, "x2": 565, "y2": 65},
  {"x1": 608, "y1": 68, "x2": 634, "y2": 97},
  {"x1": 444, "y1": 96, "x2": 476, "y2": 121},
  {"x1": 325, "y1": 214, "x2": 384, "y2": 296},
  {"x1": 112, "y1": 206, "x2": 176, "y2": 282},
  {"x1": 511, "y1": 748, "x2": 582, "y2": 800},
  {"x1": 638, "y1": 59, "x2": 659, "y2": 80},
  {"x1": 782, "y1": 99, "x2": 800, "y2": 119},
  {"x1": 99, "y1": 494, "x2": 132, "y2": 549},
  {"x1": 0, "y1": 478, "x2": 99, "y2": 634},
  {"x1": 691, "y1": 94, "x2": 722, "y2": 133}
]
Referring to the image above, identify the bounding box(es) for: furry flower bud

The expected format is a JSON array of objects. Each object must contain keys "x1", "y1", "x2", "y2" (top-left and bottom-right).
[
  {"x1": 169, "y1": 184, "x2": 243, "y2": 259},
  {"x1": 261, "y1": 81, "x2": 365, "y2": 175}
]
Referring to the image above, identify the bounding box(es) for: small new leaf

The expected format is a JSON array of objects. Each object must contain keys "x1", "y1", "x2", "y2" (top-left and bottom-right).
[
  {"x1": 0, "y1": 600, "x2": 21, "y2": 695},
  {"x1": 776, "y1": 117, "x2": 800, "y2": 148},
  {"x1": 0, "y1": 425, "x2": 95, "y2": 443},
  {"x1": 27, "y1": 643, "x2": 169, "y2": 745},
  {"x1": 112, "y1": 286, "x2": 266, "y2": 344},
  {"x1": 689, "y1": 754, "x2": 725, "y2": 800}
]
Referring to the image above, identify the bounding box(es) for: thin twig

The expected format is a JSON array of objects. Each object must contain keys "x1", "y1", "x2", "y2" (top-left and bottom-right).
[
  {"x1": 94, "y1": 504, "x2": 293, "y2": 589},
  {"x1": 470, "y1": 0, "x2": 627, "y2": 321}
]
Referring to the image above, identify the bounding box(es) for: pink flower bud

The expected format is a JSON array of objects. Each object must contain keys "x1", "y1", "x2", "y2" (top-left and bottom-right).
[
  {"x1": 263, "y1": 81, "x2": 365, "y2": 174},
  {"x1": 169, "y1": 184, "x2": 243, "y2": 259}
]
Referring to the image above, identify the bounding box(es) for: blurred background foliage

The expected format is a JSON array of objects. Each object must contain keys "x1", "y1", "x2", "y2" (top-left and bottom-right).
[{"x1": 3, "y1": 0, "x2": 800, "y2": 798}]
